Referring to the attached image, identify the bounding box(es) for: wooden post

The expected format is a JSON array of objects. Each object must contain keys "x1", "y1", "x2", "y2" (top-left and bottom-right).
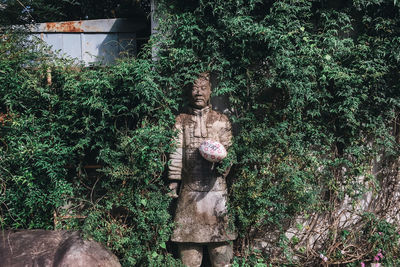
[
  {"x1": 150, "y1": 0, "x2": 159, "y2": 61},
  {"x1": 47, "y1": 67, "x2": 52, "y2": 86}
]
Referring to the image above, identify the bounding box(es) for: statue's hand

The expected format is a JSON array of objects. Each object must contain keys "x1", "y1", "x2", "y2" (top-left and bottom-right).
[{"x1": 168, "y1": 182, "x2": 179, "y2": 198}]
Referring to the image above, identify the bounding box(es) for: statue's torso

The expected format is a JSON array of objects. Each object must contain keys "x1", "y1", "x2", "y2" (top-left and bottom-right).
[
  {"x1": 171, "y1": 108, "x2": 236, "y2": 243},
  {"x1": 180, "y1": 111, "x2": 227, "y2": 192}
]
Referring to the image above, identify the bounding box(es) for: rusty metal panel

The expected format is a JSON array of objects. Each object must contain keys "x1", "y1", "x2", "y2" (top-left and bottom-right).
[
  {"x1": 27, "y1": 19, "x2": 142, "y2": 65},
  {"x1": 82, "y1": 33, "x2": 116, "y2": 64},
  {"x1": 45, "y1": 34, "x2": 63, "y2": 50},
  {"x1": 29, "y1": 18, "x2": 145, "y2": 33},
  {"x1": 62, "y1": 34, "x2": 82, "y2": 59}
]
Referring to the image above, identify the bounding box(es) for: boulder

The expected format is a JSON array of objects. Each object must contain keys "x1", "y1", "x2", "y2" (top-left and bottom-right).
[{"x1": 0, "y1": 230, "x2": 121, "y2": 267}]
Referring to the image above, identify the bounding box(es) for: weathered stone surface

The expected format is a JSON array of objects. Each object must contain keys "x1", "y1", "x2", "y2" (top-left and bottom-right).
[{"x1": 0, "y1": 230, "x2": 121, "y2": 267}]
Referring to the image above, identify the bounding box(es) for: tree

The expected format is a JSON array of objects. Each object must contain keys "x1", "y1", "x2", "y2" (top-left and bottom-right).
[{"x1": 0, "y1": 0, "x2": 150, "y2": 25}]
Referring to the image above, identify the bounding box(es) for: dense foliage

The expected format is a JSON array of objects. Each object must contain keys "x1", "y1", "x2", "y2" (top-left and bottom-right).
[
  {"x1": 0, "y1": 0, "x2": 150, "y2": 25},
  {"x1": 1, "y1": 0, "x2": 400, "y2": 266},
  {"x1": 0, "y1": 33, "x2": 182, "y2": 265}
]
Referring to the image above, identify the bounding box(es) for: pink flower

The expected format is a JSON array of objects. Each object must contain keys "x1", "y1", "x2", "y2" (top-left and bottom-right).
[
  {"x1": 319, "y1": 253, "x2": 328, "y2": 262},
  {"x1": 377, "y1": 252, "x2": 384, "y2": 259},
  {"x1": 361, "y1": 262, "x2": 365, "y2": 267},
  {"x1": 378, "y1": 232, "x2": 383, "y2": 235},
  {"x1": 374, "y1": 255, "x2": 380, "y2": 261}
]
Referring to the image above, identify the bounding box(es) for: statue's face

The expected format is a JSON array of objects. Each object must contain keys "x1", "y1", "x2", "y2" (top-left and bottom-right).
[{"x1": 191, "y1": 76, "x2": 211, "y2": 109}]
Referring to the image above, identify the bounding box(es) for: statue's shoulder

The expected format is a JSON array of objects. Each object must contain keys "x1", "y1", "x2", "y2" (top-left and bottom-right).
[
  {"x1": 209, "y1": 109, "x2": 230, "y2": 123},
  {"x1": 175, "y1": 113, "x2": 191, "y2": 125}
]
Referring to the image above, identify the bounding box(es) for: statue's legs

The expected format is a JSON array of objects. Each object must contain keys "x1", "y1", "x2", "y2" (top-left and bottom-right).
[
  {"x1": 208, "y1": 242, "x2": 233, "y2": 267},
  {"x1": 177, "y1": 242, "x2": 233, "y2": 267},
  {"x1": 177, "y1": 243, "x2": 203, "y2": 267}
]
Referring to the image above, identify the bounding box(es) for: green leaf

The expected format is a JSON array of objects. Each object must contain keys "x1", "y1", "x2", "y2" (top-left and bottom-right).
[{"x1": 160, "y1": 242, "x2": 166, "y2": 249}]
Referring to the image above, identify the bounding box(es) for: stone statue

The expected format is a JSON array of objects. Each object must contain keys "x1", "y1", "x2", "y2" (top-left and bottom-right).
[{"x1": 168, "y1": 72, "x2": 236, "y2": 267}]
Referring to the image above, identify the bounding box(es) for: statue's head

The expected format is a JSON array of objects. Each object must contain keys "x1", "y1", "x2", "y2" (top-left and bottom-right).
[{"x1": 190, "y1": 72, "x2": 211, "y2": 109}]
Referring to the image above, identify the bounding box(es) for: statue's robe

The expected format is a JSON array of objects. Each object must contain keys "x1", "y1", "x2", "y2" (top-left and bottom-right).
[{"x1": 169, "y1": 106, "x2": 236, "y2": 243}]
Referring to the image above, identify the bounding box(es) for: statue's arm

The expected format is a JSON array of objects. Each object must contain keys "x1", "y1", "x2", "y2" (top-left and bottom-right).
[
  {"x1": 168, "y1": 116, "x2": 183, "y2": 198},
  {"x1": 219, "y1": 114, "x2": 232, "y2": 150}
]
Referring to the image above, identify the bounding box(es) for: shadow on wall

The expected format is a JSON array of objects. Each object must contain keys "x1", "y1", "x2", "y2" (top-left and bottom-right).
[{"x1": 88, "y1": 18, "x2": 142, "y2": 65}]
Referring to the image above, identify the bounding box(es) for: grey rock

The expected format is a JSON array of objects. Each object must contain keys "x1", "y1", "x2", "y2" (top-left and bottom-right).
[{"x1": 0, "y1": 230, "x2": 121, "y2": 267}]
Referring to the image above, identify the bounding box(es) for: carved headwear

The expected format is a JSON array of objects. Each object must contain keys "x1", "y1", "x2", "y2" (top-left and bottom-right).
[{"x1": 197, "y1": 71, "x2": 211, "y2": 83}]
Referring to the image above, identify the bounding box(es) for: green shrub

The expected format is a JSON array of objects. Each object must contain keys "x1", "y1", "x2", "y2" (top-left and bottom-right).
[{"x1": 0, "y1": 32, "x2": 182, "y2": 265}]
